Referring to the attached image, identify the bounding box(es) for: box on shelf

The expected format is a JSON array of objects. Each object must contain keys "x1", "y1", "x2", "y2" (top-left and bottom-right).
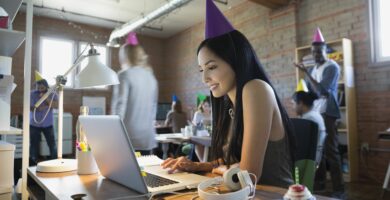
[
  {"x1": 0, "y1": 56, "x2": 12, "y2": 75},
  {"x1": 0, "y1": 75, "x2": 15, "y2": 130},
  {"x1": 0, "y1": 141, "x2": 15, "y2": 194},
  {"x1": 0, "y1": 7, "x2": 9, "y2": 29}
]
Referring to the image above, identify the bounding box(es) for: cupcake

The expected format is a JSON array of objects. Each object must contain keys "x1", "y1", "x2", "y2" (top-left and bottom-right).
[{"x1": 283, "y1": 184, "x2": 315, "y2": 200}]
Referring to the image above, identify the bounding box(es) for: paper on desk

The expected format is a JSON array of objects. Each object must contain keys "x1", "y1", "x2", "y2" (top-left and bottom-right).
[{"x1": 137, "y1": 155, "x2": 163, "y2": 167}]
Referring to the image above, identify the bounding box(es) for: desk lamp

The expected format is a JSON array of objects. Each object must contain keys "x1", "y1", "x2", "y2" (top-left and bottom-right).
[{"x1": 34, "y1": 43, "x2": 119, "y2": 172}]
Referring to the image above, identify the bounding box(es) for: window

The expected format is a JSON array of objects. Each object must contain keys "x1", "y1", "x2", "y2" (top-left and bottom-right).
[
  {"x1": 370, "y1": 0, "x2": 390, "y2": 63},
  {"x1": 40, "y1": 37, "x2": 75, "y2": 86},
  {"x1": 78, "y1": 42, "x2": 109, "y2": 89},
  {"x1": 40, "y1": 37, "x2": 110, "y2": 89}
]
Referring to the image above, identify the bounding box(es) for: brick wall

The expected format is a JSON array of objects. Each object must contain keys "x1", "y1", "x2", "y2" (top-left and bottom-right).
[
  {"x1": 11, "y1": 14, "x2": 165, "y2": 153},
  {"x1": 162, "y1": 0, "x2": 390, "y2": 183}
]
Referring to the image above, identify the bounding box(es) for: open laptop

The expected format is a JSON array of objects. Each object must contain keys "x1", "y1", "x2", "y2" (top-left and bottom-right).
[{"x1": 78, "y1": 115, "x2": 210, "y2": 195}]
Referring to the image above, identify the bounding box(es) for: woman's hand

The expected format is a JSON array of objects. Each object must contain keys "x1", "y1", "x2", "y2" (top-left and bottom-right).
[{"x1": 161, "y1": 156, "x2": 200, "y2": 173}]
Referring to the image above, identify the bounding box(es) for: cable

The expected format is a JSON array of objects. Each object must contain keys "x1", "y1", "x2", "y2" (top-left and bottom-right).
[
  {"x1": 33, "y1": 88, "x2": 57, "y2": 124},
  {"x1": 360, "y1": 148, "x2": 383, "y2": 184}
]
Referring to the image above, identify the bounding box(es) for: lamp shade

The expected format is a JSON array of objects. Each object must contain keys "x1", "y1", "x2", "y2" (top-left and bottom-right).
[{"x1": 75, "y1": 55, "x2": 119, "y2": 88}]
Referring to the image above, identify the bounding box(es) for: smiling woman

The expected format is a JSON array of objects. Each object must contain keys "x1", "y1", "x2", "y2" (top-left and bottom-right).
[{"x1": 161, "y1": 0, "x2": 295, "y2": 189}]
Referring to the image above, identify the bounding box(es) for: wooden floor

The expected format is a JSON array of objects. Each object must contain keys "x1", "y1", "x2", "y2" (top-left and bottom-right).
[{"x1": 314, "y1": 180, "x2": 389, "y2": 200}]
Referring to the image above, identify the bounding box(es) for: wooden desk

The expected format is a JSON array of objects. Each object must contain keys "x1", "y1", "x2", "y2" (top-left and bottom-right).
[{"x1": 27, "y1": 167, "x2": 337, "y2": 200}]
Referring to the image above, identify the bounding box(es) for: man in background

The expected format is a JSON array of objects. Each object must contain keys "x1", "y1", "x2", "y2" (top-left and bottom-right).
[{"x1": 29, "y1": 73, "x2": 58, "y2": 165}]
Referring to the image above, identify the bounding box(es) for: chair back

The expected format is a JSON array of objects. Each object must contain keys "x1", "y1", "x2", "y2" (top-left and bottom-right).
[{"x1": 291, "y1": 118, "x2": 319, "y2": 192}]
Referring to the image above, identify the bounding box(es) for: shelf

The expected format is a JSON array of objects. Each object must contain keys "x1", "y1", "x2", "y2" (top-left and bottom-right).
[
  {"x1": 338, "y1": 128, "x2": 347, "y2": 132},
  {"x1": 0, "y1": 28, "x2": 25, "y2": 56},
  {"x1": 0, "y1": 126, "x2": 22, "y2": 135},
  {"x1": 0, "y1": 0, "x2": 23, "y2": 23},
  {"x1": 338, "y1": 81, "x2": 345, "y2": 84},
  {"x1": 340, "y1": 106, "x2": 346, "y2": 110}
]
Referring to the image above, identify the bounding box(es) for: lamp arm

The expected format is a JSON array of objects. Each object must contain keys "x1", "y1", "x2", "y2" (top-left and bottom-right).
[{"x1": 34, "y1": 54, "x2": 88, "y2": 108}]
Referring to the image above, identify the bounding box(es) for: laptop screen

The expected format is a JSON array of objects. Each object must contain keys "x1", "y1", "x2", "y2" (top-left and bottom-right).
[{"x1": 78, "y1": 115, "x2": 149, "y2": 194}]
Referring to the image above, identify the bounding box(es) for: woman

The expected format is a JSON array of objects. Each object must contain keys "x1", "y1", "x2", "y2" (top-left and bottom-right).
[
  {"x1": 165, "y1": 100, "x2": 188, "y2": 133},
  {"x1": 111, "y1": 33, "x2": 158, "y2": 155},
  {"x1": 192, "y1": 98, "x2": 212, "y2": 129},
  {"x1": 162, "y1": 30, "x2": 295, "y2": 188},
  {"x1": 293, "y1": 90, "x2": 326, "y2": 165}
]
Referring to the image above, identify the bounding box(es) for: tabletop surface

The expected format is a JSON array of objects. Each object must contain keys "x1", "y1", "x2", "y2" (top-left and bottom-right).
[{"x1": 28, "y1": 167, "x2": 338, "y2": 200}]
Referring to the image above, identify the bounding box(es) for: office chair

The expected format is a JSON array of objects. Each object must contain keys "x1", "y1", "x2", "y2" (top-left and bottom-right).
[{"x1": 291, "y1": 118, "x2": 319, "y2": 192}]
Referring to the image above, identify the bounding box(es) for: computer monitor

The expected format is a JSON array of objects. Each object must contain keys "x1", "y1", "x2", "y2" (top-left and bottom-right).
[{"x1": 156, "y1": 103, "x2": 171, "y2": 120}]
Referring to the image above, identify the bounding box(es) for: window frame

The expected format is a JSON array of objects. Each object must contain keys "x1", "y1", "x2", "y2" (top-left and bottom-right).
[{"x1": 369, "y1": 0, "x2": 390, "y2": 65}]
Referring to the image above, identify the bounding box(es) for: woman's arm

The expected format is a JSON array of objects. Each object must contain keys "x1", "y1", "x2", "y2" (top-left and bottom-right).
[
  {"x1": 114, "y1": 73, "x2": 129, "y2": 119},
  {"x1": 240, "y1": 79, "x2": 276, "y2": 179},
  {"x1": 161, "y1": 157, "x2": 224, "y2": 173},
  {"x1": 164, "y1": 111, "x2": 173, "y2": 126}
]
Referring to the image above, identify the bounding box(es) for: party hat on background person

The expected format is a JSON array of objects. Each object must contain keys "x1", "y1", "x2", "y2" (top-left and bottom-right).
[
  {"x1": 172, "y1": 94, "x2": 178, "y2": 102},
  {"x1": 197, "y1": 94, "x2": 207, "y2": 106},
  {"x1": 126, "y1": 32, "x2": 139, "y2": 46},
  {"x1": 205, "y1": 0, "x2": 234, "y2": 39},
  {"x1": 35, "y1": 71, "x2": 44, "y2": 82},
  {"x1": 295, "y1": 79, "x2": 309, "y2": 92},
  {"x1": 312, "y1": 27, "x2": 325, "y2": 44}
]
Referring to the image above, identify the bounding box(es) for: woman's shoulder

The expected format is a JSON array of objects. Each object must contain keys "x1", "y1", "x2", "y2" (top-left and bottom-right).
[{"x1": 242, "y1": 79, "x2": 274, "y2": 98}]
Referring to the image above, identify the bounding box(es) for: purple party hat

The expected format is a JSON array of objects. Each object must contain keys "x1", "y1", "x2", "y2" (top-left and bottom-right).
[
  {"x1": 126, "y1": 32, "x2": 139, "y2": 46},
  {"x1": 205, "y1": 0, "x2": 234, "y2": 39},
  {"x1": 312, "y1": 27, "x2": 325, "y2": 43}
]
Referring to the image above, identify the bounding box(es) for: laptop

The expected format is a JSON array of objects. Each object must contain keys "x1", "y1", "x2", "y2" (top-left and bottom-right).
[{"x1": 78, "y1": 115, "x2": 210, "y2": 195}]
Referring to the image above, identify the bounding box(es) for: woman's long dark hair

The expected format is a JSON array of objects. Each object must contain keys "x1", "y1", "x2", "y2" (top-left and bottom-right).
[{"x1": 197, "y1": 30, "x2": 296, "y2": 166}]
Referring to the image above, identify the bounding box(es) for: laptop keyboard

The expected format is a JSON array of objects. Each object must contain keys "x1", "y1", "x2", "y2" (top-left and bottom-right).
[{"x1": 144, "y1": 172, "x2": 179, "y2": 188}]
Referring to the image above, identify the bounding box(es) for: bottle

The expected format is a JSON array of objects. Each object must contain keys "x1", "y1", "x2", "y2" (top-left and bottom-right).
[{"x1": 76, "y1": 106, "x2": 89, "y2": 154}]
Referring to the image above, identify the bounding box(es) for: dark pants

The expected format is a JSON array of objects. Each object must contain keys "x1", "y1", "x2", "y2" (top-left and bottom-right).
[
  {"x1": 315, "y1": 115, "x2": 345, "y2": 192},
  {"x1": 30, "y1": 125, "x2": 57, "y2": 164}
]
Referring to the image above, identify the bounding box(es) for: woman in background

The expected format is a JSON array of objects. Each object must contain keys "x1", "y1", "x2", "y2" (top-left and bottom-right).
[
  {"x1": 165, "y1": 100, "x2": 188, "y2": 133},
  {"x1": 192, "y1": 97, "x2": 211, "y2": 129},
  {"x1": 111, "y1": 32, "x2": 158, "y2": 155}
]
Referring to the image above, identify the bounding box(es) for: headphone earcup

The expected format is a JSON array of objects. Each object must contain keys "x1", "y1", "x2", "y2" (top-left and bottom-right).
[
  {"x1": 223, "y1": 167, "x2": 242, "y2": 191},
  {"x1": 237, "y1": 170, "x2": 255, "y2": 196}
]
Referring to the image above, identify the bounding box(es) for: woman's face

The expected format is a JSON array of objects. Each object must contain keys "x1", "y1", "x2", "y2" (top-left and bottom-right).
[
  {"x1": 202, "y1": 102, "x2": 211, "y2": 113},
  {"x1": 198, "y1": 47, "x2": 236, "y2": 98}
]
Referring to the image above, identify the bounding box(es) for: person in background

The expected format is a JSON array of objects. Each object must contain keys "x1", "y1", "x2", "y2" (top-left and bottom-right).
[
  {"x1": 192, "y1": 96, "x2": 211, "y2": 129},
  {"x1": 162, "y1": 0, "x2": 295, "y2": 188},
  {"x1": 293, "y1": 79, "x2": 326, "y2": 166},
  {"x1": 165, "y1": 98, "x2": 188, "y2": 133},
  {"x1": 294, "y1": 28, "x2": 345, "y2": 198},
  {"x1": 29, "y1": 75, "x2": 58, "y2": 165},
  {"x1": 111, "y1": 32, "x2": 158, "y2": 155}
]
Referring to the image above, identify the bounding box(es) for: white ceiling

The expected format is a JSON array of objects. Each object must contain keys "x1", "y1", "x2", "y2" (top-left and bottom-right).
[{"x1": 28, "y1": 0, "x2": 246, "y2": 38}]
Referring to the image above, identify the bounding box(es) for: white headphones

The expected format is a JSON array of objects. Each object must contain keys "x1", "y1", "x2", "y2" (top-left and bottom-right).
[{"x1": 197, "y1": 167, "x2": 256, "y2": 200}]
